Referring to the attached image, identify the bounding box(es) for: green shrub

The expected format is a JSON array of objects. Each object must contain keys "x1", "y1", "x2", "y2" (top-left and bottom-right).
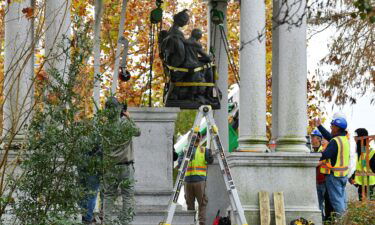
[
  {"x1": 329, "y1": 201, "x2": 375, "y2": 225},
  {"x1": 6, "y1": 18, "x2": 136, "y2": 225}
]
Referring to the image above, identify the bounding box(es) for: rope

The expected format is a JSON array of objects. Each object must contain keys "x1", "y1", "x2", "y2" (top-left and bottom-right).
[
  {"x1": 210, "y1": 3, "x2": 240, "y2": 86},
  {"x1": 218, "y1": 25, "x2": 240, "y2": 85},
  {"x1": 147, "y1": 22, "x2": 156, "y2": 107},
  {"x1": 144, "y1": 1, "x2": 163, "y2": 107}
]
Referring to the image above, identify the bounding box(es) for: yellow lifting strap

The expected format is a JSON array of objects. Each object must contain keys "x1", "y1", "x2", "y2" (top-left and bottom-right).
[
  {"x1": 174, "y1": 82, "x2": 215, "y2": 87},
  {"x1": 167, "y1": 62, "x2": 215, "y2": 73}
]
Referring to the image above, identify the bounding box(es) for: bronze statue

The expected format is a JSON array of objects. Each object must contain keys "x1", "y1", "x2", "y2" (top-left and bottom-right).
[{"x1": 159, "y1": 10, "x2": 220, "y2": 109}]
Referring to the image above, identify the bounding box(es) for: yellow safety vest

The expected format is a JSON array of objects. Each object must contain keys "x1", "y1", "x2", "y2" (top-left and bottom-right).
[
  {"x1": 320, "y1": 136, "x2": 350, "y2": 177},
  {"x1": 186, "y1": 146, "x2": 207, "y2": 177},
  {"x1": 354, "y1": 149, "x2": 375, "y2": 186},
  {"x1": 319, "y1": 145, "x2": 331, "y2": 174}
]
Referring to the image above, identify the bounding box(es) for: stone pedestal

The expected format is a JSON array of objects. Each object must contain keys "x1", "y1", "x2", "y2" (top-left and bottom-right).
[
  {"x1": 128, "y1": 107, "x2": 194, "y2": 225},
  {"x1": 227, "y1": 152, "x2": 322, "y2": 225}
]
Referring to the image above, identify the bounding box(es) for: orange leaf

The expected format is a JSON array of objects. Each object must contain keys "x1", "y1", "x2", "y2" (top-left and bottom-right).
[{"x1": 22, "y1": 7, "x2": 34, "y2": 19}]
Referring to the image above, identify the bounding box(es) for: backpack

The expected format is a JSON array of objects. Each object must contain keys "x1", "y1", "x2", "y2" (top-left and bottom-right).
[{"x1": 212, "y1": 210, "x2": 231, "y2": 225}]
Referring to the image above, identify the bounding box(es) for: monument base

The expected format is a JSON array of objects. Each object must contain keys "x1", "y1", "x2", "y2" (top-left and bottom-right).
[
  {"x1": 227, "y1": 152, "x2": 322, "y2": 225},
  {"x1": 129, "y1": 107, "x2": 194, "y2": 224}
]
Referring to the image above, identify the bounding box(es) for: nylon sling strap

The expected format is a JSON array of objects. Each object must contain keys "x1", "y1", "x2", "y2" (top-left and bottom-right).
[
  {"x1": 174, "y1": 82, "x2": 215, "y2": 87},
  {"x1": 167, "y1": 62, "x2": 215, "y2": 73}
]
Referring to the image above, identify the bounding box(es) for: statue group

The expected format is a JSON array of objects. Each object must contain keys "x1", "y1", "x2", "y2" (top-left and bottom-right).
[{"x1": 159, "y1": 9, "x2": 221, "y2": 109}]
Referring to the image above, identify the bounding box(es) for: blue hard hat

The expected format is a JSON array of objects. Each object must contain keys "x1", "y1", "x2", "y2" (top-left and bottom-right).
[
  {"x1": 311, "y1": 130, "x2": 322, "y2": 138},
  {"x1": 331, "y1": 117, "x2": 347, "y2": 129}
]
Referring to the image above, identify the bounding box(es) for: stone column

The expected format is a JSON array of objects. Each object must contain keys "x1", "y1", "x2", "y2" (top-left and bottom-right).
[
  {"x1": 128, "y1": 107, "x2": 194, "y2": 225},
  {"x1": 237, "y1": 0, "x2": 268, "y2": 152},
  {"x1": 205, "y1": 1, "x2": 231, "y2": 223},
  {"x1": 45, "y1": 0, "x2": 71, "y2": 76},
  {"x1": 209, "y1": 0, "x2": 229, "y2": 153},
  {"x1": 275, "y1": 0, "x2": 309, "y2": 152},
  {"x1": 3, "y1": 0, "x2": 34, "y2": 144},
  {"x1": 227, "y1": 1, "x2": 321, "y2": 224}
]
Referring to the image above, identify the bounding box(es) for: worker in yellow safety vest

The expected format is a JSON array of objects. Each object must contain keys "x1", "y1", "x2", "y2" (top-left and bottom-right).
[
  {"x1": 350, "y1": 128, "x2": 375, "y2": 200},
  {"x1": 315, "y1": 117, "x2": 350, "y2": 217},
  {"x1": 177, "y1": 132, "x2": 213, "y2": 225}
]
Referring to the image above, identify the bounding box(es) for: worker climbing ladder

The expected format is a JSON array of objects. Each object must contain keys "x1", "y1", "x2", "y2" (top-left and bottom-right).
[{"x1": 160, "y1": 105, "x2": 248, "y2": 225}]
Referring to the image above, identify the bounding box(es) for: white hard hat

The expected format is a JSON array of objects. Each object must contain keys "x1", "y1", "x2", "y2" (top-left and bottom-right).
[{"x1": 333, "y1": 111, "x2": 346, "y2": 120}]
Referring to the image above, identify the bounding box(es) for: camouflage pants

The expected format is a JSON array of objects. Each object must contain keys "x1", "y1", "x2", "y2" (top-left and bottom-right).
[{"x1": 103, "y1": 164, "x2": 135, "y2": 225}]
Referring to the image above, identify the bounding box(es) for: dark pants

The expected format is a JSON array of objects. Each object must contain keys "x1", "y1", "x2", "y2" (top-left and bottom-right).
[
  {"x1": 324, "y1": 190, "x2": 334, "y2": 222},
  {"x1": 185, "y1": 181, "x2": 208, "y2": 225},
  {"x1": 357, "y1": 185, "x2": 375, "y2": 201}
]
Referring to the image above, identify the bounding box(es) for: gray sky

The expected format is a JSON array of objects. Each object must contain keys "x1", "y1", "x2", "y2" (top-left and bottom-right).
[{"x1": 307, "y1": 28, "x2": 375, "y2": 136}]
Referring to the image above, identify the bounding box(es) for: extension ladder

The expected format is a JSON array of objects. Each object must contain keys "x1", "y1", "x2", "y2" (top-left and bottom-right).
[{"x1": 160, "y1": 105, "x2": 248, "y2": 225}]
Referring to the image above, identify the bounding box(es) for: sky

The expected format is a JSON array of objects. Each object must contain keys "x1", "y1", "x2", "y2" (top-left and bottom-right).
[{"x1": 307, "y1": 28, "x2": 375, "y2": 136}]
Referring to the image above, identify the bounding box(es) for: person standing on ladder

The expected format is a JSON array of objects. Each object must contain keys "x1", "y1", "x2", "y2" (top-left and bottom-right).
[
  {"x1": 315, "y1": 117, "x2": 350, "y2": 218},
  {"x1": 177, "y1": 132, "x2": 213, "y2": 225}
]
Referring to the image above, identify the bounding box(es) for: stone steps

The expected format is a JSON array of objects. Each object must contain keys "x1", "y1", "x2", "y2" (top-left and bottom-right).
[{"x1": 132, "y1": 206, "x2": 195, "y2": 225}]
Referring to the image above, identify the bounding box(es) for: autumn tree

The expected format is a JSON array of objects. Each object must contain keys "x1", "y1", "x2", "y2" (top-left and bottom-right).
[{"x1": 309, "y1": 0, "x2": 375, "y2": 105}]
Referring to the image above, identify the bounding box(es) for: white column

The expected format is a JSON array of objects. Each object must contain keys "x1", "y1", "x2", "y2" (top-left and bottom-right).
[
  {"x1": 205, "y1": 1, "x2": 231, "y2": 223},
  {"x1": 45, "y1": 0, "x2": 71, "y2": 76},
  {"x1": 3, "y1": 0, "x2": 34, "y2": 140},
  {"x1": 208, "y1": 0, "x2": 229, "y2": 152},
  {"x1": 238, "y1": 0, "x2": 268, "y2": 152},
  {"x1": 276, "y1": 0, "x2": 309, "y2": 152}
]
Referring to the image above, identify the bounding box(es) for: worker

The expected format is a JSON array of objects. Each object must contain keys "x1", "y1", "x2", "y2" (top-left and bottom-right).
[
  {"x1": 178, "y1": 132, "x2": 213, "y2": 225},
  {"x1": 315, "y1": 117, "x2": 350, "y2": 217},
  {"x1": 311, "y1": 129, "x2": 333, "y2": 222},
  {"x1": 350, "y1": 128, "x2": 375, "y2": 200},
  {"x1": 311, "y1": 130, "x2": 326, "y2": 219},
  {"x1": 311, "y1": 130, "x2": 324, "y2": 153},
  {"x1": 102, "y1": 97, "x2": 141, "y2": 224}
]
